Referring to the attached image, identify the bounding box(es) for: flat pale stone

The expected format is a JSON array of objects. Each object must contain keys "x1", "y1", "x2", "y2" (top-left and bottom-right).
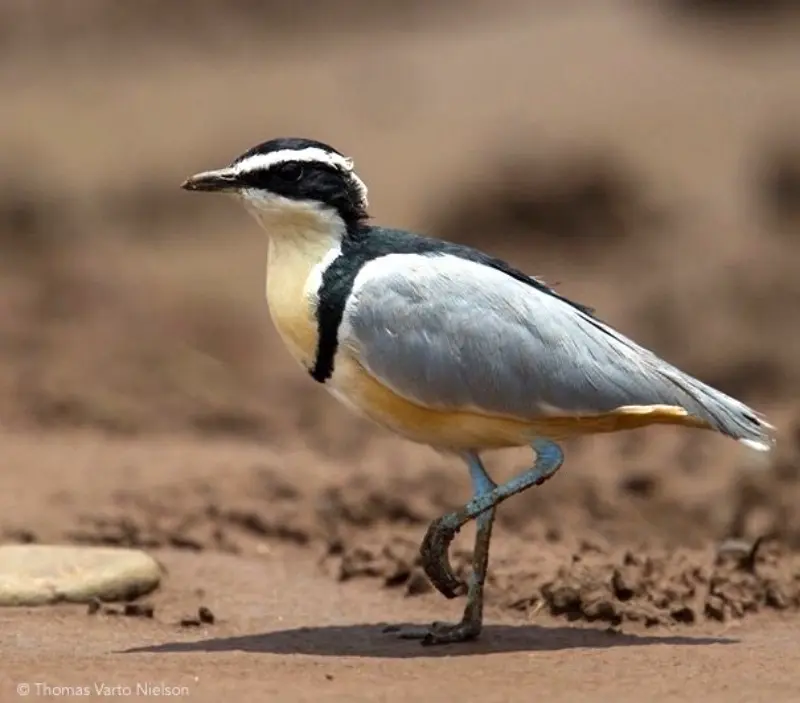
[{"x1": 0, "y1": 545, "x2": 162, "y2": 606}]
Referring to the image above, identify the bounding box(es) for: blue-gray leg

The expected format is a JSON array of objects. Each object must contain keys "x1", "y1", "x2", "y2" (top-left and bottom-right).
[
  {"x1": 386, "y1": 452, "x2": 497, "y2": 643},
  {"x1": 387, "y1": 439, "x2": 564, "y2": 645}
]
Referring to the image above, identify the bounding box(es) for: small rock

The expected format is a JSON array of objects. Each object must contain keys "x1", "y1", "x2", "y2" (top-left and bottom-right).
[
  {"x1": 179, "y1": 617, "x2": 202, "y2": 628},
  {"x1": 704, "y1": 596, "x2": 726, "y2": 622},
  {"x1": 198, "y1": 606, "x2": 215, "y2": 624},
  {"x1": 124, "y1": 602, "x2": 155, "y2": 619},
  {"x1": 578, "y1": 538, "x2": 607, "y2": 554},
  {"x1": 670, "y1": 605, "x2": 696, "y2": 624},
  {"x1": 545, "y1": 527, "x2": 561, "y2": 543},
  {"x1": 729, "y1": 600, "x2": 745, "y2": 618},
  {"x1": 611, "y1": 568, "x2": 636, "y2": 602},
  {"x1": 623, "y1": 551, "x2": 642, "y2": 567},
  {"x1": 619, "y1": 473, "x2": 658, "y2": 498},
  {"x1": 383, "y1": 562, "x2": 411, "y2": 588},
  {"x1": 581, "y1": 594, "x2": 621, "y2": 624},
  {"x1": 765, "y1": 584, "x2": 788, "y2": 610},
  {"x1": 0, "y1": 545, "x2": 162, "y2": 606},
  {"x1": 508, "y1": 597, "x2": 533, "y2": 612},
  {"x1": 546, "y1": 585, "x2": 582, "y2": 615},
  {"x1": 168, "y1": 535, "x2": 204, "y2": 552}
]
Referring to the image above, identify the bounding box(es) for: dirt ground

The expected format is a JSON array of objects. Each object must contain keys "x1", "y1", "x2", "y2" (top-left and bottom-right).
[{"x1": 2, "y1": 3, "x2": 800, "y2": 702}]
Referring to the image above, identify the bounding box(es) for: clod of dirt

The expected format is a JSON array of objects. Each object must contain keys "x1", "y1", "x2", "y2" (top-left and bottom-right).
[
  {"x1": 326, "y1": 530, "x2": 800, "y2": 628},
  {"x1": 734, "y1": 535, "x2": 767, "y2": 574},
  {"x1": 123, "y1": 602, "x2": 155, "y2": 619},
  {"x1": 611, "y1": 567, "x2": 637, "y2": 601},
  {"x1": 531, "y1": 541, "x2": 800, "y2": 626},
  {"x1": 63, "y1": 482, "x2": 314, "y2": 556},
  {"x1": 224, "y1": 509, "x2": 309, "y2": 545},
  {"x1": 323, "y1": 535, "x2": 453, "y2": 596},
  {"x1": 86, "y1": 597, "x2": 155, "y2": 619},
  {"x1": 179, "y1": 606, "x2": 215, "y2": 628},
  {"x1": 670, "y1": 605, "x2": 696, "y2": 624},
  {"x1": 704, "y1": 596, "x2": 726, "y2": 621},
  {"x1": 317, "y1": 476, "x2": 430, "y2": 530},
  {"x1": 66, "y1": 516, "x2": 162, "y2": 550},
  {"x1": 335, "y1": 545, "x2": 394, "y2": 583},
  {"x1": 618, "y1": 473, "x2": 659, "y2": 499},
  {"x1": 198, "y1": 606, "x2": 215, "y2": 624}
]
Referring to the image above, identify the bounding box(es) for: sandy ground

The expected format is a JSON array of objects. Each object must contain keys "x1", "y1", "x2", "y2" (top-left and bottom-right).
[
  {"x1": 4, "y1": 548, "x2": 798, "y2": 703},
  {"x1": 1, "y1": 3, "x2": 800, "y2": 701},
  {"x1": 0, "y1": 433, "x2": 799, "y2": 703},
  {"x1": 2, "y1": 550, "x2": 799, "y2": 703}
]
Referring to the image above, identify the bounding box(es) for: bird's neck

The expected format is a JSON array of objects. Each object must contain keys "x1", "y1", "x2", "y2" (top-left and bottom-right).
[
  {"x1": 256, "y1": 207, "x2": 343, "y2": 276},
  {"x1": 246, "y1": 199, "x2": 343, "y2": 272},
  {"x1": 253, "y1": 201, "x2": 345, "y2": 369}
]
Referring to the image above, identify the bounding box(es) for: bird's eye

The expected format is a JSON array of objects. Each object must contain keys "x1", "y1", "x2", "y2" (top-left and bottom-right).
[{"x1": 274, "y1": 163, "x2": 304, "y2": 182}]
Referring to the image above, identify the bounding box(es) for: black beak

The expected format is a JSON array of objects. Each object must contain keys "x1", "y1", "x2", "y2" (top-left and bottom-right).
[{"x1": 180, "y1": 168, "x2": 240, "y2": 192}]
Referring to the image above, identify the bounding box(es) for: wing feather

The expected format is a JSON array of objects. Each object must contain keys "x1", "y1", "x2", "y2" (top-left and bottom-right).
[{"x1": 339, "y1": 252, "x2": 772, "y2": 449}]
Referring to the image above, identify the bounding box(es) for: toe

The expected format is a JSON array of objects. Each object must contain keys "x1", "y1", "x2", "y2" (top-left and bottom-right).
[
  {"x1": 383, "y1": 620, "x2": 481, "y2": 645},
  {"x1": 382, "y1": 623, "x2": 437, "y2": 640},
  {"x1": 420, "y1": 622, "x2": 481, "y2": 646}
]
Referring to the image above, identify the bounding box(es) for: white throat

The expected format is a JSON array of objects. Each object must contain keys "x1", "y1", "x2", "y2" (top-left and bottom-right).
[{"x1": 240, "y1": 190, "x2": 346, "y2": 248}]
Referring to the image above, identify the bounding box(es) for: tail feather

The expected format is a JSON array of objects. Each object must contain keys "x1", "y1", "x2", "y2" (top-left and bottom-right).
[
  {"x1": 577, "y1": 307, "x2": 775, "y2": 451},
  {"x1": 659, "y1": 368, "x2": 775, "y2": 452}
]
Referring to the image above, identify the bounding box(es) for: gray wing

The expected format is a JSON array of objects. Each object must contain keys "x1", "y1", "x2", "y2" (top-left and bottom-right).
[{"x1": 340, "y1": 252, "x2": 770, "y2": 446}]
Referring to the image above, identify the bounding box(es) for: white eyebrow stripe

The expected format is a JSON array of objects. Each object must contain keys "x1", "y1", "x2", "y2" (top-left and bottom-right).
[
  {"x1": 234, "y1": 147, "x2": 353, "y2": 173},
  {"x1": 233, "y1": 147, "x2": 369, "y2": 206}
]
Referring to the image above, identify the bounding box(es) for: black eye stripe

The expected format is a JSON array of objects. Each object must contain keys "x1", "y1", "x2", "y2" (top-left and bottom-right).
[
  {"x1": 274, "y1": 162, "x2": 304, "y2": 181},
  {"x1": 239, "y1": 161, "x2": 351, "y2": 186},
  {"x1": 232, "y1": 154, "x2": 368, "y2": 224}
]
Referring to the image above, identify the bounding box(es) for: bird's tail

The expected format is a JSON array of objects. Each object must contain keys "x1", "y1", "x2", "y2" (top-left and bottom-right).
[{"x1": 657, "y1": 367, "x2": 775, "y2": 452}]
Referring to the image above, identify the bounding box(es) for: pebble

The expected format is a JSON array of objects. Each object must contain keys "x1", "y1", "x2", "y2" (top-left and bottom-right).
[{"x1": 0, "y1": 544, "x2": 162, "y2": 606}]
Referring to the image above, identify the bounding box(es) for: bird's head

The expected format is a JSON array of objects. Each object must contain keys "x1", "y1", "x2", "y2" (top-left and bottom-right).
[{"x1": 181, "y1": 137, "x2": 369, "y2": 236}]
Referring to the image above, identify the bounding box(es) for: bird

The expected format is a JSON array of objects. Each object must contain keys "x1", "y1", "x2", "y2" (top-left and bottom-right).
[{"x1": 181, "y1": 136, "x2": 775, "y2": 646}]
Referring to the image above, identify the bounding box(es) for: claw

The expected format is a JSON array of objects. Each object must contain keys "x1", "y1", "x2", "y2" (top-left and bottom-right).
[
  {"x1": 421, "y1": 619, "x2": 482, "y2": 646},
  {"x1": 383, "y1": 620, "x2": 482, "y2": 645}
]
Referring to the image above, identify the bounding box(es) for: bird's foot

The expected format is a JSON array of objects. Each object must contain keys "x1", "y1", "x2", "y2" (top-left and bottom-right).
[
  {"x1": 383, "y1": 618, "x2": 481, "y2": 646},
  {"x1": 419, "y1": 516, "x2": 467, "y2": 599}
]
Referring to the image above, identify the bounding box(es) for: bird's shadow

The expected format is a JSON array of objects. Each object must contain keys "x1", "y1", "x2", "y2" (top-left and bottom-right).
[{"x1": 125, "y1": 622, "x2": 737, "y2": 659}]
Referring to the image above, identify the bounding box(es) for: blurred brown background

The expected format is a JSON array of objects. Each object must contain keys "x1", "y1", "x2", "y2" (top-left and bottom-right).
[
  {"x1": 2, "y1": 3, "x2": 800, "y2": 687},
  {"x1": 2, "y1": 1, "x2": 799, "y2": 447}
]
